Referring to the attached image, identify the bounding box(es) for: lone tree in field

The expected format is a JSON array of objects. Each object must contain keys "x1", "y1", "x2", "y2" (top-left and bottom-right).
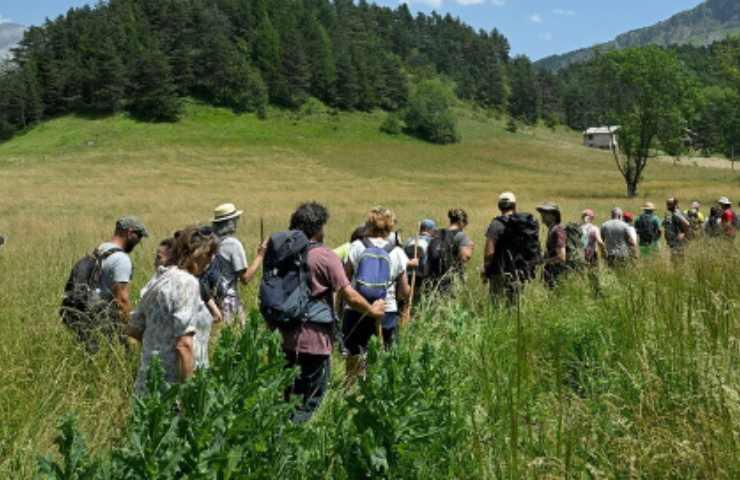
[{"x1": 598, "y1": 47, "x2": 694, "y2": 197}]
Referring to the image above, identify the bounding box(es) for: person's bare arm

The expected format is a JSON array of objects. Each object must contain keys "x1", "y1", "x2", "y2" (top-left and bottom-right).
[
  {"x1": 459, "y1": 244, "x2": 474, "y2": 264},
  {"x1": 175, "y1": 333, "x2": 195, "y2": 382},
  {"x1": 396, "y1": 273, "x2": 411, "y2": 301},
  {"x1": 112, "y1": 283, "x2": 131, "y2": 323},
  {"x1": 341, "y1": 285, "x2": 385, "y2": 320},
  {"x1": 239, "y1": 241, "x2": 268, "y2": 284},
  {"x1": 207, "y1": 299, "x2": 223, "y2": 324},
  {"x1": 555, "y1": 245, "x2": 567, "y2": 263}
]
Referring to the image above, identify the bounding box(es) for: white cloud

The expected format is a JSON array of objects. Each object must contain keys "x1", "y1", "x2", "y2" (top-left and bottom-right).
[
  {"x1": 529, "y1": 13, "x2": 543, "y2": 24},
  {"x1": 552, "y1": 8, "x2": 576, "y2": 16},
  {"x1": 0, "y1": 14, "x2": 12, "y2": 24}
]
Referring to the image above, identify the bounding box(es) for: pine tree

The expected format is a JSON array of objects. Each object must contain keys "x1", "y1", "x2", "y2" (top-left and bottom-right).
[
  {"x1": 508, "y1": 55, "x2": 540, "y2": 124},
  {"x1": 253, "y1": 16, "x2": 281, "y2": 100},
  {"x1": 305, "y1": 16, "x2": 336, "y2": 103},
  {"x1": 127, "y1": 42, "x2": 181, "y2": 122},
  {"x1": 274, "y1": 13, "x2": 310, "y2": 108}
]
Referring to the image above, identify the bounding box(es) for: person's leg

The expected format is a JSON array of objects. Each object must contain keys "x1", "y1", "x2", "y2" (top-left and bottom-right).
[
  {"x1": 343, "y1": 310, "x2": 373, "y2": 387},
  {"x1": 292, "y1": 353, "x2": 331, "y2": 424},
  {"x1": 381, "y1": 312, "x2": 399, "y2": 350}
]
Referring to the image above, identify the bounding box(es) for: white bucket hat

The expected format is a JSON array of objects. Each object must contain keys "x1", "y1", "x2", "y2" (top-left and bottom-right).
[{"x1": 212, "y1": 203, "x2": 243, "y2": 223}]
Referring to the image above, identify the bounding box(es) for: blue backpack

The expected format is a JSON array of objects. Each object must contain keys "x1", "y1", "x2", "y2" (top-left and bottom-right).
[
  {"x1": 259, "y1": 230, "x2": 333, "y2": 326},
  {"x1": 355, "y1": 238, "x2": 394, "y2": 302}
]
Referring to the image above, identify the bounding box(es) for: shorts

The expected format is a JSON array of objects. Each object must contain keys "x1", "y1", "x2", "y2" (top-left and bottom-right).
[
  {"x1": 221, "y1": 295, "x2": 245, "y2": 326},
  {"x1": 342, "y1": 310, "x2": 397, "y2": 355}
]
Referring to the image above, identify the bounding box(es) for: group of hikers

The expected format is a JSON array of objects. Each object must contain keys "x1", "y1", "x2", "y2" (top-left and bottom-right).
[{"x1": 59, "y1": 193, "x2": 738, "y2": 422}]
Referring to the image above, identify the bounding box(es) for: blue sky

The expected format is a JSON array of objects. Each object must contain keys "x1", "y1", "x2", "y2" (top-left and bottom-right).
[{"x1": 1, "y1": 0, "x2": 705, "y2": 60}]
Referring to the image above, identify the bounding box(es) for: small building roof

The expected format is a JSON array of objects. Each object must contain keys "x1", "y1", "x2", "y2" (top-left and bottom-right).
[{"x1": 584, "y1": 126, "x2": 620, "y2": 135}]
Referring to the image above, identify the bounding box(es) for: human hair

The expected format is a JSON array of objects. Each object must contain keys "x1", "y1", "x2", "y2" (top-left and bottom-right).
[
  {"x1": 448, "y1": 208, "x2": 468, "y2": 227},
  {"x1": 366, "y1": 206, "x2": 396, "y2": 238},
  {"x1": 212, "y1": 218, "x2": 238, "y2": 237},
  {"x1": 350, "y1": 224, "x2": 367, "y2": 243},
  {"x1": 290, "y1": 202, "x2": 330, "y2": 239},
  {"x1": 160, "y1": 238, "x2": 174, "y2": 250},
  {"x1": 611, "y1": 208, "x2": 623, "y2": 220},
  {"x1": 498, "y1": 200, "x2": 516, "y2": 212},
  {"x1": 172, "y1": 226, "x2": 218, "y2": 275}
]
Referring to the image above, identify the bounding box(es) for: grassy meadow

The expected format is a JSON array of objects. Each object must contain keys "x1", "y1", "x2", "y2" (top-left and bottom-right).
[{"x1": 1, "y1": 102, "x2": 739, "y2": 477}]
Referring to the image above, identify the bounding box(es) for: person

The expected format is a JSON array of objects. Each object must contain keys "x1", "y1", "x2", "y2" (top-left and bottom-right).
[
  {"x1": 635, "y1": 202, "x2": 662, "y2": 257},
  {"x1": 718, "y1": 197, "x2": 737, "y2": 240},
  {"x1": 403, "y1": 219, "x2": 436, "y2": 296},
  {"x1": 704, "y1": 205, "x2": 723, "y2": 238},
  {"x1": 344, "y1": 207, "x2": 413, "y2": 369},
  {"x1": 537, "y1": 202, "x2": 567, "y2": 288},
  {"x1": 211, "y1": 203, "x2": 265, "y2": 326},
  {"x1": 685, "y1": 201, "x2": 705, "y2": 239},
  {"x1": 138, "y1": 237, "x2": 175, "y2": 300},
  {"x1": 333, "y1": 225, "x2": 367, "y2": 264},
  {"x1": 483, "y1": 192, "x2": 540, "y2": 303},
  {"x1": 623, "y1": 211, "x2": 639, "y2": 258},
  {"x1": 427, "y1": 208, "x2": 474, "y2": 293},
  {"x1": 126, "y1": 226, "x2": 218, "y2": 396},
  {"x1": 275, "y1": 202, "x2": 385, "y2": 423},
  {"x1": 580, "y1": 209, "x2": 604, "y2": 266},
  {"x1": 600, "y1": 208, "x2": 636, "y2": 268},
  {"x1": 663, "y1": 197, "x2": 690, "y2": 257}
]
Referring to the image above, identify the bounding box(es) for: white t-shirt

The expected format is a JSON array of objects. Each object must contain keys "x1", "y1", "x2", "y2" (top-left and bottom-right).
[
  {"x1": 216, "y1": 236, "x2": 248, "y2": 297},
  {"x1": 348, "y1": 238, "x2": 408, "y2": 313}
]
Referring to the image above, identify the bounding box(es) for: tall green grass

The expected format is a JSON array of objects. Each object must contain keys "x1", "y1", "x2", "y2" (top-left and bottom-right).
[{"x1": 29, "y1": 243, "x2": 740, "y2": 479}]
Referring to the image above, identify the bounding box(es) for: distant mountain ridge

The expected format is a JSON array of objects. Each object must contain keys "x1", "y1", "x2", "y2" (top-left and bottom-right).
[
  {"x1": 536, "y1": 0, "x2": 740, "y2": 71},
  {"x1": 0, "y1": 23, "x2": 25, "y2": 59}
]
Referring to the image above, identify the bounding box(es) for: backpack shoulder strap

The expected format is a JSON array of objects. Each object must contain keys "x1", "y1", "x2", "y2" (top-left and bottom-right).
[
  {"x1": 361, "y1": 238, "x2": 374, "y2": 249},
  {"x1": 383, "y1": 242, "x2": 395, "y2": 254}
]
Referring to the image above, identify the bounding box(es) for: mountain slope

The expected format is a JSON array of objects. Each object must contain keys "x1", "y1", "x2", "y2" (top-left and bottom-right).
[
  {"x1": 0, "y1": 23, "x2": 25, "y2": 59},
  {"x1": 536, "y1": 0, "x2": 740, "y2": 71}
]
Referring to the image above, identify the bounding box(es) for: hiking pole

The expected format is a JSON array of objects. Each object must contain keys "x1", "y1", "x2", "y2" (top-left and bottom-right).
[
  {"x1": 401, "y1": 222, "x2": 422, "y2": 328},
  {"x1": 260, "y1": 217, "x2": 264, "y2": 244}
]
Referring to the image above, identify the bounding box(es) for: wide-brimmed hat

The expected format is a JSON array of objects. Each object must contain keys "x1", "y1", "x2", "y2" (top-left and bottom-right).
[
  {"x1": 212, "y1": 203, "x2": 243, "y2": 223},
  {"x1": 718, "y1": 196, "x2": 732, "y2": 206},
  {"x1": 643, "y1": 202, "x2": 656, "y2": 211},
  {"x1": 536, "y1": 202, "x2": 560, "y2": 214}
]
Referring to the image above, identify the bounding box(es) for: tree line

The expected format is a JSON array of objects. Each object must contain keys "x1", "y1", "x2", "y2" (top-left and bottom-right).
[{"x1": 0, "y1": 0, "x2": 515, "y2": 142}]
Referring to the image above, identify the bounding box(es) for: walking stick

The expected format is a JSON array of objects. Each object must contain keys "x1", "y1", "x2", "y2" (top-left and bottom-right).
[
  {"x1": 401, "y1": 222, "x2": 421, "y2": 328},
  {"x1": 260, "y1": 217, "x2": 264, "y2": 244}
]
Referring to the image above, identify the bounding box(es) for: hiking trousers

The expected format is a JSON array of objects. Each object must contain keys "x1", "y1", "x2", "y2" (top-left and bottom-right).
[{"x1": 284, "y1": 351, "x2": 331, "y2": 424}]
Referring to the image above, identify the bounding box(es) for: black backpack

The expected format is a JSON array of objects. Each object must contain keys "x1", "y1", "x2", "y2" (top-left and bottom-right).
[
  {"x1": 259, "y1": 231, "x2": 333, "y2": 326},
  {"x1": 60, "y1": 247, "x2": 122, "y2": 332},
  {"x1": 635, "y1": 214, "x2": 659, "y2": 245},
  {"x1": 427, "y1": 229, "x2": 460, "y2": 284},
  {"x1": 488, "y1": 213, "x2": 541, "y2": 281}
]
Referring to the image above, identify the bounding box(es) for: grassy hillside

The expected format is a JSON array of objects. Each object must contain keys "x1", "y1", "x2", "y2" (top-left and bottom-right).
[
  {"x1": 1, "y1": 103, "x2": 739, "y2": 477},
  {"x1": 537, "y1": 0, "x2": 740, "y2": 71}
]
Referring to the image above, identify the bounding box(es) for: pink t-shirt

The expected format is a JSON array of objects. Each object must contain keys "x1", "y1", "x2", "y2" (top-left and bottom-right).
[{"x1": 280, "y1": 244, "x2": 350, "y2": 355}]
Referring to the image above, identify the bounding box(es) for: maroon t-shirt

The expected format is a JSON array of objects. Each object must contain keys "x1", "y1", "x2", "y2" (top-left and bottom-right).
[
  {"x1": 280, "y1": 244, "x2": 350, "y2": 356},
  {"x1": 546, "y1": 224, "x2": 567, "y2": 260}
]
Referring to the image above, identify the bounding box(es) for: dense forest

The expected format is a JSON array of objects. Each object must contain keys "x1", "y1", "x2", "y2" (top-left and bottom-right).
[{"x1": 0, "y1": 0, "x2": 517, "y2": 140}]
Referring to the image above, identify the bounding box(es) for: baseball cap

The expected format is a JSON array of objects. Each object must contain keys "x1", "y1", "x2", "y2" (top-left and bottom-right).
[
  {"x1": 536, "y1": 202, "x2": 560, "y2": 213},
  {"x1": 623, "y1": 211, "x2": 634, "y2": 222},
  {"x1": 116, "y1": 216, "x2": 149, "y2": 237},
  {"x1": 498, "y1": 192, "x2": 517, "y2": 205},
  {"x1": 420, "y1": 219, "x2": 437, "y2": 231}
]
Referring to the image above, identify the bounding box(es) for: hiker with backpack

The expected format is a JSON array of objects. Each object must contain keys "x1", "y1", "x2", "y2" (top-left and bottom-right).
[
  {"x1": 635, "y1": 202, "x2": 662, "y2": 257},
  {"x1": 343, "y1": 207, "x2": 413, "y2": 377},
  {"x1": 623, "y1": 212, "x2": 640, "y2": 258},
  {"x1": 705, "y1": 205, "x2": 723, "y2": 238},
  {"x1": 601, "y1": 208, "x2": 637, "y2": 268},
  {"x1": 403, "y1": 219, "x2": 436, "y2": 298},
  {"x1": 483, "y1": 192, "x2": 540, "y2": 303},
  {"x1": 685, "y1": 201, "x2": 705, "y2": 240},
  {"x1": 536, "y1": 202, "x2": 572, "y2": 289},
  {"x1": 260, "y1": 202, "x2": 385, "y2": 422},
  {"x1": 427, "y1": 208, "x2": 474, "y2": 294},
  {"x1": 60, "y1": 216, "x2": 148, "y2": 352},
  {"x1": 580, "y1": 209, "x2": 604, "y2": 266},
  {"x1": 663, "y1": 198, "x2": 691, "y2": 257},
  {"x1": 718, "y1": 197, "x2": 738, "y2": 240},
  {"x1": 126, "y1": 226, "x2": 218, "y2": 396},
  {"x1": 211, "y1": 203, "x2": 266, "y2": 326}
]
